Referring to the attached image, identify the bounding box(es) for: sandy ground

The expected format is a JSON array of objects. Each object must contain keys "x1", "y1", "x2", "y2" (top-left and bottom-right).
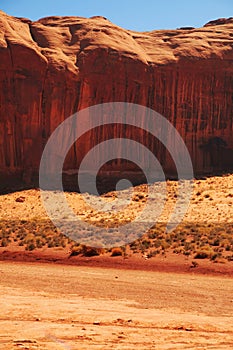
[
  {"x1": 1, "y1": 174, "x2": 233, "y2": 224},
  {"x1": 0, "y1": 175, "x2": 233, "y2": 348},
  {"x1": 1, "y1": 174, "x2": 233, "y2": 270},
  {"x1": 0, "y1": 261, "x2": 233, "y2": 350}
]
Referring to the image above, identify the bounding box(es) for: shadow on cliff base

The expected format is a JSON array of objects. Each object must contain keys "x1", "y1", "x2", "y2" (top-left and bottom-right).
[
  {"x1": 1, "y1": 168, "x2": 233, "y2": 196},
  {"x1": 1, "y1": 137, "x2": 233, "y2": 195}
]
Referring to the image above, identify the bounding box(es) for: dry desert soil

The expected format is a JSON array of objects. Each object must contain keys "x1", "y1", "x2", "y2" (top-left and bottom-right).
[
  {"x1": 0, "y1": 175, "x2": 233, "y2": 349},
  {"x1": 0, "y1": 260, "x2": 233, "y2": 350}
]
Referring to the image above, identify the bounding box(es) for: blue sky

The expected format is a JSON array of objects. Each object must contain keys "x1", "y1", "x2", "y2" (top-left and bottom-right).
[{"x1": 1, "y1": 0, "x2": 232, "y2": 31}]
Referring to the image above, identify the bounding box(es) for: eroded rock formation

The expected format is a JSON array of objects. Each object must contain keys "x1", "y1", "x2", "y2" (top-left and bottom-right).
[{"x1": 0, "y1": 11, "x2": 233, "y2": 191}]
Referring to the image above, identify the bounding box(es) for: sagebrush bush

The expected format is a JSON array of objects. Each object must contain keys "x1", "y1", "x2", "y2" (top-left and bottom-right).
[{"x1": 111, "y1": 247, "x2": 123, "y2": 256}]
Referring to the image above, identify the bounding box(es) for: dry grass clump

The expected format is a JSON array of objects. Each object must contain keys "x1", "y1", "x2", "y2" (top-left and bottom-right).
[
  {"x1": 0, "y1": 216, "x2": 233, "y2": 264},
  {"x1": 110, "y1": 247, "x2": 124, "y2": 257},
  {"x1": 126, "y1": 222, "x2": 233, "y2": 261},
  {"x1": 0, "y1": 219, "x2": 70, "y2": 251},
  {"x1": 69, "y1": 244, "x2": 104, "y2": 257}
]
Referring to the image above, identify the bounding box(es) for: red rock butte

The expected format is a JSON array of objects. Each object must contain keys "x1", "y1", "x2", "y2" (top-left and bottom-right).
[{"x1": 0, "y1": 11, "x2": 233, "y2": 191}]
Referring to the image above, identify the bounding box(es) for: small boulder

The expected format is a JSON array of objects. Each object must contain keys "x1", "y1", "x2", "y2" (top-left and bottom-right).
[{"x1": 15, "y1": 196, "x2": 25, "y2": 203}]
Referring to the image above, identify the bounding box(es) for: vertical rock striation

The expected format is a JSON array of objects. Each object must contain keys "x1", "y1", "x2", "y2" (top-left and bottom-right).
[{"x1": 0, "y1": 11, "x2": 233, "y2": 190}]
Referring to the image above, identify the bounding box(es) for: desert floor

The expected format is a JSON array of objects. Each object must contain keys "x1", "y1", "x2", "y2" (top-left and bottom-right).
[
  {"x1": 0, "y1": 175, "x2": 233, "y2": 348},
  {"x1": 0, "y1": 261, "x2": 233, "y2": 350}
]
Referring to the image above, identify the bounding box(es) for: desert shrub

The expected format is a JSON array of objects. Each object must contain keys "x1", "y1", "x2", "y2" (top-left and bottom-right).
[
  {"x1": 0, "y1": 229, "x2": 9, "y2": 239},
  {"x1": 211, "y1": 239, "x2": 220, "y2": 246},
  {"x1": 173, "y1": 248, "x2": 183, "y2": 254},
  {"x1": 165, "y1": 237, "x2": 172, "y2": 244},
  {"x1": 161, "y1": 240, "x2": 170, "y2": 251},
  {"x1": 220, "y1": 239, "x2": 229, "y2": 248},
  {"x1": 183, "y1": 250, "x2": 191, "y2": 256},
  {"x1": 111, "y1": 247, "x2": 123, "y2": 257},
  {"x1": 23, "y1": 233, "x2": 35, "y2": 244},
  {"x1": 36, "y1": 237, "x2": 44, "y2": 248},
  {"x1": 70, "y1": 244, "x2": 102, "y2": 257},
  {"x1": 194, "y1": 246, "x2": 214, "y2": 259},
  {"x1": 147, "y1": 250, "x2": 158, "y2": 258},
  {"x1": 141, "y1": 239, "x2": 150, "y2": 249},
  {"x1": 26, "y1": 242, "x2": 36, "y2": 251},
  {"x1": 153, "y1": 239, "x2": 161, "y2": 248},
  {"x1": 210, "y1": 253, "x2": 221, "y2": 261},
  {"x1": 69, "y1": 245, "x2": 83, "y2": 256},
  {"x1": 194, "y1": 251, "x2": 209, "y2": 259},
  {"x1": 1, "y1": 238, "x2": 9, "y2": 247},
  {"x1": 60, "y1": 239, "x2": 67, "y2": 248},
  {"x1": 53, "y1": 236, "x2": 62, "y2": 247},
  {"x1": 82, "y1": 246, "x2": 101, "y2": 257},
  {"x1": 148, "y1": 231, "x2": 156, "y2": 239},
  {"x1": 47, "y1": 240, "x2": 56, "y2": 248},
  {"x1": 129, "y1": 241, "x2": 137, "y2": 249}
]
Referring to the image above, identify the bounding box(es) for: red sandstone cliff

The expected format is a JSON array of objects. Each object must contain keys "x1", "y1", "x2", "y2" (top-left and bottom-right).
[{"x1": 0, "y1": 11, "x2": 233, "y2": 190}]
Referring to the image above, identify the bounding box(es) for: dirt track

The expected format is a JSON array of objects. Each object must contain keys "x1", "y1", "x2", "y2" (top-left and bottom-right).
[{"x1": 0, "y1": 261, "x2": 233, "y2": 349}]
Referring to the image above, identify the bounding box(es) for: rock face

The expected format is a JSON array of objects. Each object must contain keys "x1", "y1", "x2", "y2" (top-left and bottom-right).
[{"x1": 0, "y1": 11, "x2": 233, "y2": 191}]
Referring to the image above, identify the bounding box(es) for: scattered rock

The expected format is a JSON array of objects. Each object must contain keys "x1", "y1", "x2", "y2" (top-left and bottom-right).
[
  {"x1": 177, "y1": 26, "x2": 195, "y2": 30},
  {"x1": 185, "y1": 327, "x2": 193, "y2": 331},
  {"x1": 190, "y1": 261, "x2": 199, "y2": 268},
  {"x1": 177, "y1": 325, "x2": 192, "y2": 331},
  {"x1": 15, "y1": 196, "x2": 25, "y2": 203},
  {"x1": 204, "y1": 17, "x2": 233, "y2": 27},
  {"x1": 13, "y1": 339, "x2": 37, "y2": 343}
]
